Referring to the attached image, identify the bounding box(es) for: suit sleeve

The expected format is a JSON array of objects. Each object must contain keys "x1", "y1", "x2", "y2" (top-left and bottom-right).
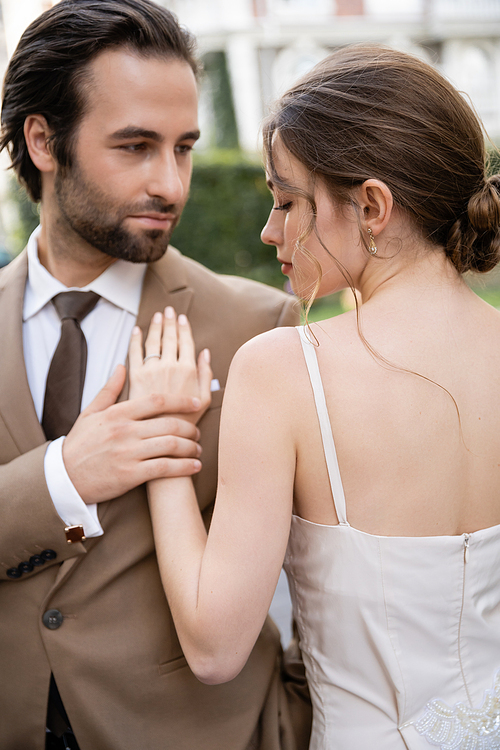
[
  {"x1": 281, "y1": 622, "x2": 313, "y2": 749},
  {"x1": 0, "y1": 443, "x2": 85, "y2": 581},
  {"x1": 275, "y1": 294, "x2": 300, "y2": 328}
]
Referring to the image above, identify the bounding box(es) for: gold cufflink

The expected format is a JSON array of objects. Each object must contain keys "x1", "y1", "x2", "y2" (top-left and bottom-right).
[{"x1": 64, "y1": 525, "x2": 86, "y2": 544}]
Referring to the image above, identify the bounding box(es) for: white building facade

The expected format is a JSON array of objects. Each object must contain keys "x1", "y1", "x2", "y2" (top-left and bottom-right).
[{"x1": 163, "y1": 0, "x2": 500, "y2": 151}]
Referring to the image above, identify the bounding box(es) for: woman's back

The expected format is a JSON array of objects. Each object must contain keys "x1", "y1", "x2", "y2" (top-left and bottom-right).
[
  {"x1": 286, "y1": 291, "x2": 500, "y2": 748},
  {"x1": 292, "y1": 262, "x2": 500, "y2": 537}
]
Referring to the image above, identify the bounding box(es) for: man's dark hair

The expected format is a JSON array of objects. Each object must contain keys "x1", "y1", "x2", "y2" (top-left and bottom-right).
[{"x1": 0, "y1": 0, "x2": 199, "y2": 202}]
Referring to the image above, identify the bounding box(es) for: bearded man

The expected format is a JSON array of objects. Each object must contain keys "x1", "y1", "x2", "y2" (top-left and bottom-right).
[{"x1": 0, "y1": 1, "x2": 310, "y2": 748}]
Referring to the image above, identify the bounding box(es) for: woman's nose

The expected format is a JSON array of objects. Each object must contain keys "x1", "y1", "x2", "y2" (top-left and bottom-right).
[{"x1": 261, "y1": 209, "x2": 283, "y2": 247}]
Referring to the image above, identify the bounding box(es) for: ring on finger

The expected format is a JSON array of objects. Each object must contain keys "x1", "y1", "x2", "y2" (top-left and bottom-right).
[{"x1": 143, "y1": 353, "x2": 161, "y2": 363}]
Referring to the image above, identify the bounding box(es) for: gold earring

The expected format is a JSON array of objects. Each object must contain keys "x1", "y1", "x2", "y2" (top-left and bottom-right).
[{"x1": 367, "y1": 228, "x2": 377, "y2": 255}]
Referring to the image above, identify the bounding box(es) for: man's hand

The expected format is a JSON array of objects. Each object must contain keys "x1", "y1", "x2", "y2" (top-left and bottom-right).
[{"x1": 63, "y1": 365, "x2": 202, "y2": 504}]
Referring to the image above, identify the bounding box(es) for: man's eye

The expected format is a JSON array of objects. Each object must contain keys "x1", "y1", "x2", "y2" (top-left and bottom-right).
[
  {"x1": 120, "y1": 143, "x2": 147, "y2": 152},
  {"x1": 176, "y1": 144, "x2": 194, "y2": 154},
  {"x1": 273, "y1": 202, "x2": 293, "y2": 212}
]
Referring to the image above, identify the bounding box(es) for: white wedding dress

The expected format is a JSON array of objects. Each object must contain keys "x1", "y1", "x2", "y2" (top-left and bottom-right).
[{"x1": 283, "y1": 327, "x2": 500, "y2": 750}]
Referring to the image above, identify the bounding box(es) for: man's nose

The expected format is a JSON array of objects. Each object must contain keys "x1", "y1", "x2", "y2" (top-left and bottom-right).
[{"x1": 148, "y1": 153, "x2": 186, "y2": 205}]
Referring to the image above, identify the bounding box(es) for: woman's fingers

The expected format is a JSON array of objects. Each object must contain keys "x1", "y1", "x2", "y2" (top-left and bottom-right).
[
  {"x1": 162, "y1": 306, "x2": 178, "y2": 363},
  {"x1": 198, "y1": 349, "x2": 213, "y2": 410},
  {"x1": 129, "y1": 326, "x2": 143, "y2": 372},
  {"x1": 178, "y1": 313, "x2": 196, "y2": 364},
  {"x1": 144, "y1": 311, "x2": 163, "y2": 359},
  {"x1": 139, "y1": 308, "x2": 198, "y2": 366},
  {"x1": 128, "y1": 308, "x2": 212, "y2": 411}
]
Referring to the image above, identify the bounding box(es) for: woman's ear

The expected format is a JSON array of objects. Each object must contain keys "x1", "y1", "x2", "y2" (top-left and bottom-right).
[
  {"x1": 357, "y1": 179, "x2": 393, "y2": 236},
  {"x1": 23, "y1": 115, "x2": 56, "y2": 174}
]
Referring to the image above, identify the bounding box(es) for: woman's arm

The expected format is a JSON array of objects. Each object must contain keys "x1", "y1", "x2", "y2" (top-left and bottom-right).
[{"x1": 130, "y1": 309, "x2": 296, "y2": 684}]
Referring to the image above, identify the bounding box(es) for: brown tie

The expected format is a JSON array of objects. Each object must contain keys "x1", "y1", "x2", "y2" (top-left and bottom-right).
[
  {"x1": 43, "y1": 291, "x2": 99, "y2": 740},
  {"x1": 42, "y1": 291, "x2": 100, "y2": 440}
]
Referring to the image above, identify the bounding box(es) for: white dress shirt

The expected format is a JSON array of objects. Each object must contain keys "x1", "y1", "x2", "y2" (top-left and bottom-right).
[{"x1": 23, "y1": 227, "x2": 147, "y2": 537}]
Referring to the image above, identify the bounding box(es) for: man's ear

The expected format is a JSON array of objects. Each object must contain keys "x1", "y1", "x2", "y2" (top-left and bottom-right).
[
  {"x1": 356, "y1": 179, "x2": 393, "y2": 236},
  {"x1": 24, "y1": 115, "x2": 56, "y2": 174}
]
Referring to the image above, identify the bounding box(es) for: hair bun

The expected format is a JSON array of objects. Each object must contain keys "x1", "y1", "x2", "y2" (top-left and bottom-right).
[
  {"x1": 468, "y1": 175, "x2": 500, "y2": 233},
  {"x1": 465, "y1": 175, "x2": 500, "y2": 272},
  {"x1": 447, "y1": 176, "x2": 500, "y2": 273}
]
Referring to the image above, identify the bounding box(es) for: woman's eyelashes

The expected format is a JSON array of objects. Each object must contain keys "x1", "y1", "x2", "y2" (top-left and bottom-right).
[{"x1": 273, "y1": 201, "x2": 293, "y2": 212}]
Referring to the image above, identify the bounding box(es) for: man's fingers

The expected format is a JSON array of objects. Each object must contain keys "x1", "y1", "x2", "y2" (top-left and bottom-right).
[
  {"x1": 138, "y1": 435, "x2": 201, "y2": 460},
  {"x1": 124, "y1": 392, "x2": 200, "y2": 420},
  {"x1": 136, "y1": 416, "x2": 200, "y2": 442},
  {"x1": 177, "y1": 313, "x2": 196, "y2": 363},
  {"x1": 82, "y1": 365, "x2": 127, "y2": 415},
  {"x1": 142, "y1": 457, "x2": 202, "y2": 482}
]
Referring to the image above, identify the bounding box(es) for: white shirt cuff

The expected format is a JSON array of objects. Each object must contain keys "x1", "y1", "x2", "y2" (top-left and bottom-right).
[{"x1": 44, "y1": 437, "x2": 104, "y2": 538}]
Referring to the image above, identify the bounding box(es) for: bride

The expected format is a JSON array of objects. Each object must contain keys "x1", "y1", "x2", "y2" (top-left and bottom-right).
[{"x1": 128, "y1": 45, "x2": 500, "y2": 749}]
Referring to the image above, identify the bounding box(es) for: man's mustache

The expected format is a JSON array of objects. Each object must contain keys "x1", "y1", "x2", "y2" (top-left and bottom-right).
[{"x1": 127, "y1": 201, "x2": 179, "y2": 217}]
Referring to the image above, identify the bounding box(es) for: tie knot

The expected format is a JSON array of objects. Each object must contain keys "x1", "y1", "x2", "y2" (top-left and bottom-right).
[{"x1": 52, "y1": 291, "x2": 100, "y2": 323}]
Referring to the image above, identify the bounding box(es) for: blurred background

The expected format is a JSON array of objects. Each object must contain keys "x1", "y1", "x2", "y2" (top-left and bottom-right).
[{"x1": 1, "y1": 0, "x2": 500, "y2": 318}]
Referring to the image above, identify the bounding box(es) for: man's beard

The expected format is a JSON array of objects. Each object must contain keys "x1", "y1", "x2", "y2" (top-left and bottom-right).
[{"x1": 54, "y1": 161, "x2": 182, "y2": 263}]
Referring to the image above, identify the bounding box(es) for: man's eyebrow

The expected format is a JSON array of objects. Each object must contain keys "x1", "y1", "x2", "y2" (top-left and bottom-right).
[
  {"x1": 109, "y1": 127, "x2": 201, "y2": 142},
  {"x1": 181, "y1": 130, "x2": 201, "y2": 142},
  {"x1": 110, "y1": 127, "x2": 163, "y2": 142}
]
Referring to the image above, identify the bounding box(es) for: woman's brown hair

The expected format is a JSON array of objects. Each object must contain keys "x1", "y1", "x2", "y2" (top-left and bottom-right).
[{"x1": 263, "y1": 43, "x2": 500, "y2": 276}]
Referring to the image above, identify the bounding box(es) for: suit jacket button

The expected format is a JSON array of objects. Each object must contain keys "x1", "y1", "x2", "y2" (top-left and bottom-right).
[
  {"x1": 18, "y1": 561, "x2": 34, "y2": 574},
  {"x1": 29, "y1": 555, "x2": 45, "y2": 567},
  {"x1": 42, "y1": 609, "x2": 63, "y2": 630},
  {"x1": 41, "y1": 549, "x2": 57, "y2": 561},
  {"x1": 6, "y1": 567, "x2": 22, "y2": 579}
]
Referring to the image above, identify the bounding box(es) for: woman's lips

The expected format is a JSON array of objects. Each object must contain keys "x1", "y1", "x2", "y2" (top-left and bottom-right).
[{"x1": 278, "y1": 258, "x2": 293, "y2": 275}]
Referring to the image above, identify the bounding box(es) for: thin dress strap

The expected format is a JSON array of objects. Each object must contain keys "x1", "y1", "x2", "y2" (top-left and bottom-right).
[{"x1": 297, "y1": 326, "x2": 349, "y2": 525}]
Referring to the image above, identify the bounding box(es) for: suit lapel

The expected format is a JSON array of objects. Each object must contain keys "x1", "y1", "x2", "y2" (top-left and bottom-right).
[{"x1": 0, "y1": 251, "x2": 46, "y2": 455}]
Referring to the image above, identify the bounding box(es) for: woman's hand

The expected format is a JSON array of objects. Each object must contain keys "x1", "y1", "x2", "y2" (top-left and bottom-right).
[{"x1": 129, "y1": 307, "x2": 212, "y2": 424}]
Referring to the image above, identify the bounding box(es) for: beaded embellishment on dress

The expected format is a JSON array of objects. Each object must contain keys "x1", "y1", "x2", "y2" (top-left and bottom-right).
[{"x1": 414, "y1": 671, "x2": 500, "y2": 749}]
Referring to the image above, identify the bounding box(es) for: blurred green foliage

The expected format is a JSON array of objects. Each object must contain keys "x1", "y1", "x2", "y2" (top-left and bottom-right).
[
  {"x1": 171, "y1": 150, "x2": 283, "y2": 288},
  {"x1": 487, "y1": 146, "x2": 500, "y2": 176},
  {"x1": 8, "y1": 178, "x2": 39, "y2": 254}
]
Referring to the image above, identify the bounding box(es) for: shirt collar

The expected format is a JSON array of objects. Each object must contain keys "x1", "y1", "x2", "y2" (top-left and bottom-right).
[{"x1": 23, "y1": 226, "x2": 147, "y2": 321}]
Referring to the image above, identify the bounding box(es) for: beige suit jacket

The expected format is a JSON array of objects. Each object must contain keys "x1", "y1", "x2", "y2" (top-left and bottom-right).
[{"x1": 0, "y1": 247, "x2": 311, "y2": 750}]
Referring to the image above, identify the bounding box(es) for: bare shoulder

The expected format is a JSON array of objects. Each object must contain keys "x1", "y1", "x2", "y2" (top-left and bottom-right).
[
  {"x1": 231, "y1": 325, "x2": 303, "y2": 374},
  {"x1": 222, "y1": 326, "x2": 310, "y2": 437},
  {"x1": 232, "y1": 312, "x2": 360, "y2": 371},
  {"x1": 224, "y1": 327, "x2": 309, "y2": 410}
]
